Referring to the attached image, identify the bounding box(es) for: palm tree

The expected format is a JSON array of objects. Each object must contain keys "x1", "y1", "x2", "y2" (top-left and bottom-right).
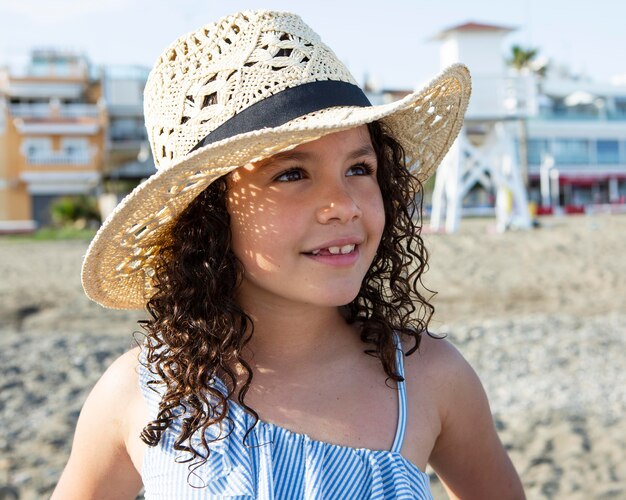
[
  {"x1": 508, "y1": 45, "x2": 538, "y2": 72},
  {"x1": 507, "y1": 45, "x2": 541, "y2": 190}
]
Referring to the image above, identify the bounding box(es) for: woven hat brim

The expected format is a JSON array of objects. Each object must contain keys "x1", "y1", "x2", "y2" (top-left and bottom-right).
[{"x1": 82, "y1": 63, "x2": 471, "y2": 309}]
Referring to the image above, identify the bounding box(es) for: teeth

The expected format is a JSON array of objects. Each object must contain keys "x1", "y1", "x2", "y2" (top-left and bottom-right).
[
  {"x1": 310, "y1": 244, "x2": 356, "y2": 256},
  {"x1": 328, "y1": 244, "x2": 355, "y2": 255}
]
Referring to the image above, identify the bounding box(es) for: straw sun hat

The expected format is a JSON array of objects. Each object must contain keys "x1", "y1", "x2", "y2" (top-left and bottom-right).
[{"x1": 82, "y1": 10, "x2": 471, "y2": 309}]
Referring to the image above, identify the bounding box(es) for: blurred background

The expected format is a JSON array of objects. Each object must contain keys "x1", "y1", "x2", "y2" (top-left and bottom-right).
[{"x1": 0, "y1": 1, "x2": 625, "y2": 498}]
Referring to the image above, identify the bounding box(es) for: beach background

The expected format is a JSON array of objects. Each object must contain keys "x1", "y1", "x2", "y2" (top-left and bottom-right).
[{"x1": 1, "y1": 213, "x2": 625, "y2": 499}]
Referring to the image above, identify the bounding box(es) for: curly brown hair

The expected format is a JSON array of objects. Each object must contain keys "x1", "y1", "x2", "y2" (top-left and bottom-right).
[{"x1": 138, "y1": 120, "x2": 435, "y2": 466}]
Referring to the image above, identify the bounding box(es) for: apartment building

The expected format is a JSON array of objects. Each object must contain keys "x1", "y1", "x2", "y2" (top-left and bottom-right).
[
  {"x1": 103, "y1": 65, "x2": 153, "y2": 185},
  {"x1": 0, "y1": 49, "x2": 106, "y2": 231}
]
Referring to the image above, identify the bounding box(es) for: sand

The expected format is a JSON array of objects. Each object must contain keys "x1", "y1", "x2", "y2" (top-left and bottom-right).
[{"x1": 1, "y1": 213, "x2": 625, "y2": 499}]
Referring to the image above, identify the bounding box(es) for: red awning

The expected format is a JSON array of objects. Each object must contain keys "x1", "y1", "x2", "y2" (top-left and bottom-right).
[{"x1": 529, "y1": 174, "x2": 626, "y2": 186}]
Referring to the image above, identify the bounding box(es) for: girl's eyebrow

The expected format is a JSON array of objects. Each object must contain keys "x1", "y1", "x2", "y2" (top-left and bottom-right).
[
  {"x1": 264, "y1": 150, "x2": 310, "y2": 165},
  {"x1": 347, "y1": 144, "x2": 376, "y2": 161},
  {"x1": 263, "y1": 144, "x2": 376, "y2": 166}
]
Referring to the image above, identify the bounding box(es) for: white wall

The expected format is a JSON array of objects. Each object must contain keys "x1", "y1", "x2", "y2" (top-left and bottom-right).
[
  {"x1": 439, "y1": 30, "x2": 539, "y2": 119},
  {"x1": 440, "y1": 33, "x2": 507, "y2": 76}
]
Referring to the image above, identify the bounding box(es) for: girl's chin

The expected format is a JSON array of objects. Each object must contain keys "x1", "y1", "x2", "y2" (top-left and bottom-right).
[
  {"x1": 237, "y1": 276, "x2": 363, "y2": 309},
  {"x1": 305, "y1": 291, "x2": 362, "y2": 309}
]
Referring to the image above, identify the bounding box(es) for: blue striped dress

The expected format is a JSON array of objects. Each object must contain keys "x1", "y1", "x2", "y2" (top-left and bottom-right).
[{"x1": 138, "y1": 337, "x2": 433, "y2": 499}]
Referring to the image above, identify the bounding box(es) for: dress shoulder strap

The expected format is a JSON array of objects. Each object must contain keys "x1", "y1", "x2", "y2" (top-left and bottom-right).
[
  {"x1": 390, "y1": 332, "x2": 408, "y2": 453},
  {"x1": 137, "y1": 346, "x2": 165, "y2": 420}
]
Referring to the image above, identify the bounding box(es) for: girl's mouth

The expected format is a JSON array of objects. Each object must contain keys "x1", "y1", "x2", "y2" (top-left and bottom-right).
[
  {"x1": 309, "y1": 244, "x2": 355, "y2": 256},
  {"x1": 303, "y1": 244, "x2": 359, "y2": 266}
]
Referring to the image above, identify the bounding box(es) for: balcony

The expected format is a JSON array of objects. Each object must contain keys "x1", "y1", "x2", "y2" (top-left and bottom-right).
[
  {"x1": 3, "y1": 80, "x2": 86, "y2": 100},
  {"x1": 27, "y1": 150, "x2": 94, "y2": 166},
  {"x1": 536, "y1": 109, "x2": 626, "y2": 121},
  {"x1": 15, "y1": 120, "x2": 100, "y2": 135},
  {"x1": 20, "y1": 171, "x2": 101, "y2": 195},
  {"x1": 535, "y1": 93, "x2": 626, "y2": 121},
  {"x1": 7, "y1": 61, "x2": 88, "y2": 80},
  {"x1": 10, "y1": 103, "x2": 100, "y2": 119}
]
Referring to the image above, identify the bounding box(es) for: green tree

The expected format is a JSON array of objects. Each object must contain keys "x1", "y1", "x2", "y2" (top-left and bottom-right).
[
  {"x1": 508, "y1": 45, "x2": 538, "y2": 72},
  {"x1": 50, "y1": 195, "x2": 101, "y2": 229}
]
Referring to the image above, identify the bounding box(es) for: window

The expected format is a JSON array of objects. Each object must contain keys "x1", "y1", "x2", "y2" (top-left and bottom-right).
[
  {"x1": 61, "y1": 138, "x2": 90, "y2": 164},
  {"x1": 615, "y1": 97, "x2": 626, "y2": 117},
  {"x1": 553, "y1": 139, "x2": 590, "y2": 165},
  {"x1": 61, "y1": 138, "x2": 88, "y2": 154},
  {"x1": 110, "y1": 118, "x2": 147, "y2": 141},
  {"x1": 21, "y1": 138, "x2": 52, "y2": 162},
  {"x1": 527, "y1": 139, "x2": 550, "y2": 165},
  {"x1": 596, "y1": 140, "x2": 620, "y2": 164}
]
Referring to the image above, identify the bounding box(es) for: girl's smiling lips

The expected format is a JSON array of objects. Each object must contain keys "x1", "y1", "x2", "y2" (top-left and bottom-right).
[
  {"x1": 302, "y1": 237, "x2": 363, "y2": 266},
  {"x1": 302, "y1": 237, "x2": 364, "y2": 255}
]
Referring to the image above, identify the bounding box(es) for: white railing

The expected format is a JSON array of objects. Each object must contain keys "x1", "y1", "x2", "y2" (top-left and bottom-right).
[
  {"x1": 10, "y1": 103, "x2": 100, "y2": 118},
  {"x1": 7, "y1": 64, "x2": 88, "y2": 80},
  {"x1": 27, "y1": 151, "x2": 93, "y2": 165},
  {"x1": 60, "y1": 104, "x2": 100, "y2": 118},
  {"x1": 10, "y1": 103, "x2": 50, "y2": 118},
  {"x1": 0, "y1": 220, "x2": 37, "y2": 233}
]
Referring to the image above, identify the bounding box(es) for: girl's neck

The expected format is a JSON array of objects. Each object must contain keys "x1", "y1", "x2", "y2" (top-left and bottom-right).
[{"x1": 237, "y1": 296, "x2": 360, "y2": 372}]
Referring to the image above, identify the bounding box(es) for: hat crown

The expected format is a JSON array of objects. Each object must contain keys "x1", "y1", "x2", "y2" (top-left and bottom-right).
[{"x1": 144, "y1": 10, "x2": 357, "y2": 170}]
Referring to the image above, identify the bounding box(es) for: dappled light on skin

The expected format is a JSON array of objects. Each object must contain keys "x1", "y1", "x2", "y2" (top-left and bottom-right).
[
  {"x1": 227, "y1": 177, "x2": 282, "y2": 273},
  {"x1": 253, "y1": 252, "x2": 280, "y2": 272},
  {"x1": 225, "y1": 126, "x2": 385, "y2": 311}
]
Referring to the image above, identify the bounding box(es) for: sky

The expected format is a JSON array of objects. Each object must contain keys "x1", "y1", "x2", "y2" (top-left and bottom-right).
[{"x1": 0, "y1": 0, "x2": 625, "y2": 89}]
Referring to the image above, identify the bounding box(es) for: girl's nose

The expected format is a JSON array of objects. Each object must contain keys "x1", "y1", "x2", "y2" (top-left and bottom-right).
[{"x1": 316, "y1": 185, "x2": 363, "y2": 224}]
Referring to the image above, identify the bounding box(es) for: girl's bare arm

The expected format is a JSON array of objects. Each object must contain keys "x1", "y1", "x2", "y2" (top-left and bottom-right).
[
  {"x1": 51, "y1": 348, "x2": 144, "y2": 500},
  {"x1": 426, "y1": 339, "x2": 525, "y2": 499}
]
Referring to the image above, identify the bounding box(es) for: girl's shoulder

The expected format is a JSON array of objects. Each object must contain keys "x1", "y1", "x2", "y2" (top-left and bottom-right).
[
  {"x1": 401, "y1": 335, "x2": 526, "y2": 497},
  {"x1": 87, "y1": 346, "x2": 144, "y2": 414},
  {"x1": 52, "y1": 347, "x2": 145, "y2": 498},
  {"x1": 71, "y1": 346, "x2": 148, "y2": 465},
  {"x1": 79, "y1": 346, "x2": 147, "y2": 449},
  {"x1": 100, "y1": 347, "x2": 148, "y2": 451},
  {"x1": 107, "y1": 346, "x2": 144, "y2": 399},
  {"x1": 401, "y1": 333, "x2": 486, "y2": 425},
  {"x1": 401, "y1": 333, "x2": 475, "y2": 386}
]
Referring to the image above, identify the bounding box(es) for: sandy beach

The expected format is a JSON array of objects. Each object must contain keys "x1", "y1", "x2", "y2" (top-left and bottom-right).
[{"x1": 1, "y1": 213, "x2": 625, "y2": 499}]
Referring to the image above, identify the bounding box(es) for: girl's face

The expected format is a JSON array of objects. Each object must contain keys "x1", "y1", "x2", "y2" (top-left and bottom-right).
[{"x1": 226, "y1": 125, "x2": 385, "y2": 310}]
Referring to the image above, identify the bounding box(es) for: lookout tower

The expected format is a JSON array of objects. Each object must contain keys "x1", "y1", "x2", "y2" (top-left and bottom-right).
[{"x1": 430, "y1": 22, "x2": 532, "y2": 232}]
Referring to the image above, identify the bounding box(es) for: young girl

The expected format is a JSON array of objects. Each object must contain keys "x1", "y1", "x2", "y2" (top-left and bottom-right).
[{"x1": 53, "y1": 10, "x2": 524, "y2": 499}]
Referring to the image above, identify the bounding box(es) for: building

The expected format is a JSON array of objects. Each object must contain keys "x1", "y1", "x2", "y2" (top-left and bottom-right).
[
  {"x1": 0, "y1": 50, "x2": 106, "y2": 231},
  {"x1": 370, "y1": 22, "x2": 626, "y2": 216},
  {"x1": 90, "y1": 64, "x2": 155, "y2": 221},
  {"x1": 526, "y1": 77, "x2": 626, "y2": 209},
  {"x1": 437, "y1": 21, "x2": 626, "y2": 212},
  {"x1": 102, "y1": 65, "x2": 154, "y2": 189}
]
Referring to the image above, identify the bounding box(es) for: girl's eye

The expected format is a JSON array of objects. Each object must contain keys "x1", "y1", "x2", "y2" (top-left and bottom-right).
[
  {"x1": 274, "y1": 168, "x2": 305, "y2": 182},
  {"x1": 347, "y1": 162, "x2": 375, "y2": 177}
]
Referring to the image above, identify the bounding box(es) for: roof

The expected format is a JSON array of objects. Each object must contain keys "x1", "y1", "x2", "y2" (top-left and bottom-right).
[{"x1": 433, "y1": 21, "x2": 516, "y2": 39}]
